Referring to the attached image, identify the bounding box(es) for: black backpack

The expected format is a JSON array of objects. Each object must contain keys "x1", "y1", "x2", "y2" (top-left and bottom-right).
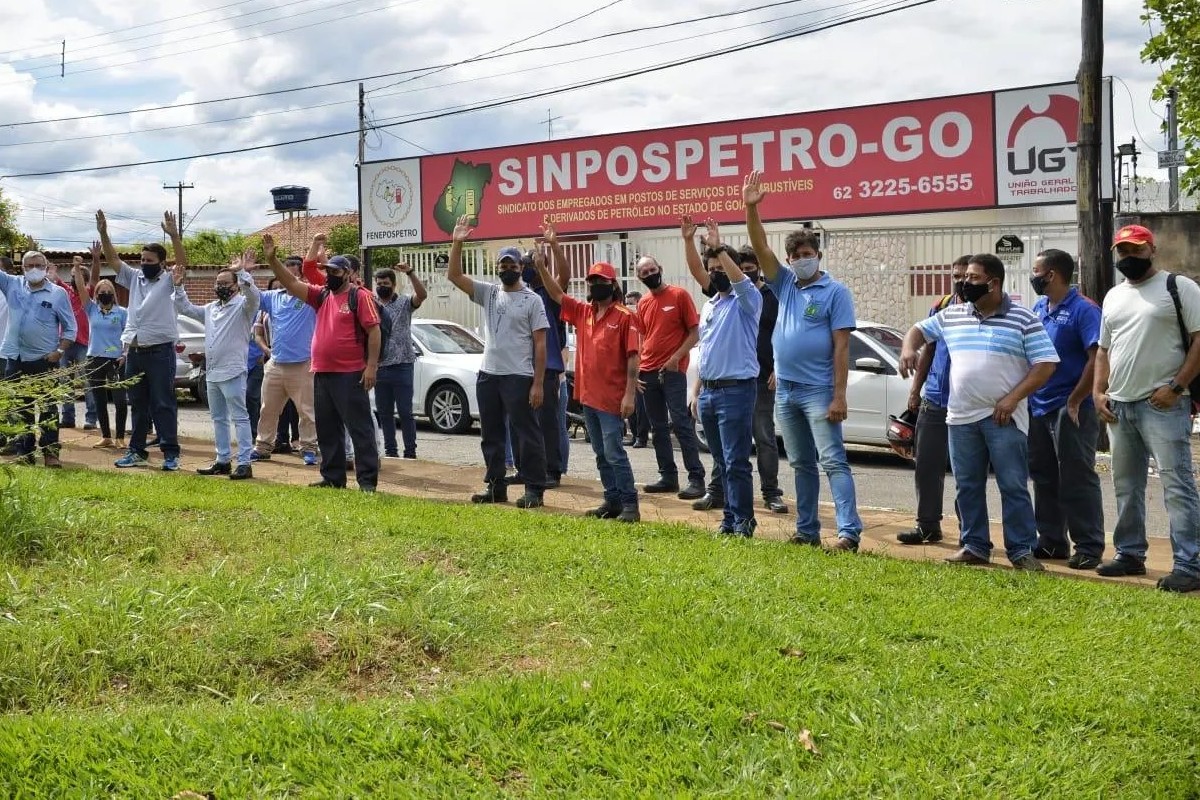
[
  {"x1": 318, "y1": 286, "x2": 393, "y2": 358},
  {"x1": 1165, "y1": 273, "x2": 1200, "y2": 413}
]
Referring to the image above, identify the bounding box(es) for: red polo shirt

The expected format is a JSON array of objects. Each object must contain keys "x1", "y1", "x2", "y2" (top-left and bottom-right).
[
  {"x1": 635, "y1": 284, "x2": 699, "y2": 372},
  {"x1": 304, "y1": 284, "x2": 380, "y2": 373},
  {"x1": 561, "y1": 295, "x2": 640, "y2": 416},
  {"x1": 56, "y1": 280, "x2": 90, "y2": 346}
]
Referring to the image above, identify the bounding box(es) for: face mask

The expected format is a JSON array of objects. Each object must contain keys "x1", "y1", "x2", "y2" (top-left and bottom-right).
[
  {"x1": 522, "y1": 266, "x2": 537, "y2": 284},
  {"x1": 961, "y1": 280, "x2": 991, "y2": 304},
  {"x1": 499, "y1": 269, "x2": 521, "y2": 287},
  {"x1": 325, "y1": 273, "x2": 346, "y2": 292},
  {"x1": 141, "y1": 263, "x2": 162, "y2": 280},
  {"x1": 743, "y1": 269, "x2": 760, "y2": 284},
  {"x1": 24, "y1": 268, "x2": 46, "y2": 285},
  {"x1": 952, "y1": 280, "x2": 966, "y2": 300},
  {"x1": 709, "y1": 272, "x2": 732, "y2": 294},
  {"x1": 641, "y1": 273, "x2": 663, "y2": 291},
  {"x1": 1030, "y1": 274, "x2": 1050, "y2": 296},
  {"x1": 587, "y1": 283, "x2": 615, "y2": 303},
  {"x1": 376, "y1": 286, "x2": 394, "y2": 300},
  {"x1": 214, "y1": 285, "x2": 235, "y2": 302},
  {"x1": 790, "y1": 256, "x2": 820, "y2": 280},
  {"x1": 97, "y1": 293, "x2": 115, "y2": 305},
  {"x1": 1115, "y1": 256, "x2": 1152, "y2": 282}
]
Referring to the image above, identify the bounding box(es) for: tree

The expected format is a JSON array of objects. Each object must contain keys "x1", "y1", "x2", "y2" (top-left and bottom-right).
[
  {"x1": 326, "y1": 222, "x2": 399, "y2": 268},
  {"x1": 177, "y1": 229, "x2": 265, "y2": 266},
  {"x1": 0, "y1": 189, "x2": 40, "y2": 255},
  {"x1": 1142, "y1": 0, "x2": 1199, "y2": 196}
]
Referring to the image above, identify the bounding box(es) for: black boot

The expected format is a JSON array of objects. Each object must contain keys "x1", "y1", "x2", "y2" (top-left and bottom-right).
[
  {"x1": 471, "y1": 481, "x2": 508, "y2": 504},
  {"x1": 196, "y1": 461, "x2": 232, "y2": 476}
]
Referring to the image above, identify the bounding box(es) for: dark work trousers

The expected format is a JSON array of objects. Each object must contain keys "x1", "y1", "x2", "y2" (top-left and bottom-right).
[
  {"x1": 125, "y1": 343, "x2": 179, "y2": 460},
  {"x1": 314, "y1": 371, "x2": 379, "y2": 489},
  {"x1": 513, "y1": 370, "x2": 563, "y2": 480},
  {"x1": 640, "y1": 369, "x2": 705, "y2": 487},
  {"x1": 912, "y1": 401, "x2": 954, "y2": 533},
  {"x1": 753, "y1": 375, "x2": 783, "y2": 500},
  {"x1": 86, "y1": 356, "x2": 127, "y2": 440},
  {"x1": 1027, "y1": 404, "x2": 1106, "y2": 558},
  {"x1": 5, "y1": 357, "x2": 60, "y2": 456},
  {"x1": 246, "y1": 362, "x2": 264, "y2": 442},
  {"x1": 276, "y1": 399, "x2": 300, "y2": 448},
  {"x1": 478, "y1": 371, "x2": 546, "y2": 491},
  {"x1": 630, "y1": 392, "x2": 650, "y2": 443}
]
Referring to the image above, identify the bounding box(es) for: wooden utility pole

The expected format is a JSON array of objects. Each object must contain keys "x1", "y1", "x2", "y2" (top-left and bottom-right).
[{"x1": 1077, "y1": 0, "x2": 1108, "y2": 303}]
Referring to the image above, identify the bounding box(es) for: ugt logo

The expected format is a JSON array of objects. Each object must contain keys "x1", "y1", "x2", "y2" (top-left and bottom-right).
[{"x1": 1005, "y1": 93, "x2": 1078, "y2": 175}]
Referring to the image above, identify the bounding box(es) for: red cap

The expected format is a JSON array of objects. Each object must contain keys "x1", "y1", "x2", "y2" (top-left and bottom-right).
[
  {"x1": 586, "y1": 262, "x2": 617, "y2": 281},
  {"x1": 1112, "y1": 224, "x2": 1155, "y2": 248}
]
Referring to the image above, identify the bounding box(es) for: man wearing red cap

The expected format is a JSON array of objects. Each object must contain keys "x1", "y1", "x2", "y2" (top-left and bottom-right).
[
  {"x1": 1094, "y1": 224, "x2": 1200, "y2": 592},
  {"x1": 535, "y1": 225, "x2": 641, "y2": 523}
]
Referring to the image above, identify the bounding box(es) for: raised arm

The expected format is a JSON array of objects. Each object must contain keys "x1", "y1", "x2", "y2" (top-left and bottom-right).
[
  {"x1": 71, "y1": 259, "x2": 90, "y2": 305},
  {"x1": 705, "y1": 219, "x2": 746, "y2": 285},
  {"x1": 301, "y1": 234, "x2": 327, "y2": 284},
  {"x1": 171, "y1": 262, "x2": 205, "y2": 321},
  {"x1": 742, "y1": 171, "x2": 781, "y2": 281},
  {"x1": 162, "y1": 211, "x2": 187, "y2": 269},
  {"x1": 532, "y1": 246, "x2": 563, "y2": 304},
  {"x1": 681, "y1": 215, "x2": 710, "y2": 289},
  {"x1": 398, "y1": 263, "x2": 427, "y2": 309},
  {"x1": 447, "y1": 215, "x2": 475, "y2": 295},
  {"x1": 88, "y1": 240, "x2": 102, "y2": 294},
  {"x1": 95, "y1": 210, "x2": 129, "y2": 283},
  {"x1": 541, "y1": 222, "x2": 573, "y2": 293},
  {"x1": 263, "y1": 234, "x2": 310, "y2": 301},
  {"x1": 235, "y1": 249, "x2": 263, "y2": 322}
]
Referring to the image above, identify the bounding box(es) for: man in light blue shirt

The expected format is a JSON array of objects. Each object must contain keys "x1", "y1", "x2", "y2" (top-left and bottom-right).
[
  {"x1": 98, "y1": 210, "x2": 185, "y2": 471},
  {"x1": 743, "y1": 171, "x2": 863, "y2": 551},
  {"x1": 174, "y1": 251, "x2": 263, "y2": 479},
  {"x1": 689, "y1": 219, "x2": 762, "y2": 538},
  {"x1": 0, "y1": 251, "x2": 78, "y2": 467}
]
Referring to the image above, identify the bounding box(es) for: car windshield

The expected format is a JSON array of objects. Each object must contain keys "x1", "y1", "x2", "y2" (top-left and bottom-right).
[
  {"x1": 414, "y1": 323, "x2": 485, "y2": 355},
  {"x1": 858, "y1": 326, "x2": 903, "y2": 357}
]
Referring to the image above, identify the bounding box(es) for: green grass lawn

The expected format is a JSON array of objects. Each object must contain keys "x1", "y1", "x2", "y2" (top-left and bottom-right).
[{"x1": 0, "y1": 467, "x2": 1196, "y2": 798}]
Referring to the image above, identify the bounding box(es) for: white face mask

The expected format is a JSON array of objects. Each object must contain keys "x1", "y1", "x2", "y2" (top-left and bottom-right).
[
  {"x1": 24, "y1": 268, "x2": 46, "y2": 285},
  {"x1": 789, "y1": 256, "x2": 820, "y2": 280}
]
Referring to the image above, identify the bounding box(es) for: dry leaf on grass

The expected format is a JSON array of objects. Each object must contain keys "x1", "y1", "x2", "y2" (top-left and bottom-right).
[
  {"x1": 740, "y1": 711, "x2": 759, "y2": 725},
  {"x1": 778, "y1": 647, "x2": 806, "y2": 660},
  {"x1": 766, "y1": 720, "x2": 787, "y2": 732},
  {"x1": 798, "y1": 729, "x2": 821, "y2": 756}
]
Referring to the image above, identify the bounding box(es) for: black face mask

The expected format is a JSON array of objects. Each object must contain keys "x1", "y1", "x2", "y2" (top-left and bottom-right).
[
  {"x1": 522, "y1": 266, "x2": 538, "y2": 285},
  {"x1": 588, "y1": 283, "x2": 615, "y2": 303},
  {"x1": 743, "y1": 269, "x2": 760, "y2": 284},
  {"x1": 376, "y1": 286, "x2": 394, "y2": 300},
  {"x1": 1029, "y1": 274, "x2": 1050, "y2": 296},
  {"x1": 499, "y1": 270, "x2": 521, "y2": 287},
  {"x1": 709, "y1": 272, "x2": 732, "y2": 294},
  {"x1": 641, "y1": 273, "x2": 663, "y2": 291},
  {"x1": 1116, "y1": 256, "x2": 1153, "y2": 282},
  {"x1": 325, "y1": 273, "x2": 346, "y2": 292},
  {"x1": 961, "y1": 280, "x2": 991, "y2": 304},
  {"x1": 953, "y1": 280, "x2": 966, "y2": 300},
  {"x1": 97, "y1": 293, "x2": 115, "y2": 305},
  {"x1": 141, "y1": 263, "x2": 162, "y2": 280},
  {"x1": 214, "y1": 285, "x2": 235, "y2": 302}
]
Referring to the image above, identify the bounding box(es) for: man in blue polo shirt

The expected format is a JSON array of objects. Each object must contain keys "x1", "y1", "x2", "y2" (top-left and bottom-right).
[
  {"x1": 743, "y1": 171, "x2": 863, "y2": 551},
  {"x1": 0, "y1": 251, "x2": 78, "y2": 467},
  {"x1": 1027, "y1": 249, "x2": 1105, "y2": 569},
  {"x1": 900, "y1": 253, "x2": 1059, "y2": 570},
  {"x1": 689, "y1": 219, "x2": 762, "y2": 538}
]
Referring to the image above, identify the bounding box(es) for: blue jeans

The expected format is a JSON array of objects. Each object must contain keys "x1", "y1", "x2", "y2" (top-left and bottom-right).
[
  {"x1": 1110, "y1": 399, "x2": 1200, "y2": 576},
  {"x1": 59, "y1": 341, "x2": 96, "y2": 426},
  {"x1": 375, "y1": 362, "x2": 417, "y2": 457},
  {"x1": 776, "y1": 380, "x2": 863, "y2": 542},
  {"x1": 125, "y1": 343, "x2": 179, "y2": 459},
  {"x1": 947, "y1": 417, "x2": 1038, "y2": 562},
  {"x1": 698, "y1": 380, "x2": 757, "y2": 533},
  {"x1": 246, "y1": 362, "x2": 264, "y2": 442},
  {"x1": 583, "y1": 406, "x2": 637, "y2": 508},
  {"x1": 208, "y1": 373, "x2": 253, "y2": 466},
  {"x1": 558, "y1": 378, "x2": 570, "y2": 474},
  {"x1": 6, "y1": 357, "x2": 59, "y2": 455}
]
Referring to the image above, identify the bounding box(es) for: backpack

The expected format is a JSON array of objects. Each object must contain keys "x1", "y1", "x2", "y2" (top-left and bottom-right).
[
  {"x1": 1165, "y1": 273, "x2": 1200, "y2": 413},
  {"x1": 318, "y1": 286, "x2": 392, "y2": 359}
]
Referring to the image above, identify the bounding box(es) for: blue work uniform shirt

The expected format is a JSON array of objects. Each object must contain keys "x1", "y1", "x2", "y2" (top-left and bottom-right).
[
  {"x1": 0, "y1": 273, "x2": 78, "y2": 361},
  {"x1": 84, "y1": 300, "x2": 128, "y2": 358},
  {"x1": 768, "y1": 267, "x2": 857, "y2": 386},
  {"x1": 259, "y1": 289, "x2": 316, "y2": 364},
  {"x1": 697, "y1": 275, "x2": 762, "y2": 381},
  {"x1": 1029, "y1": 287, "x2": 1102, "y2": 417},
  {"x1": 921, "y1": 295, "x2": 955, "y2": 407}
]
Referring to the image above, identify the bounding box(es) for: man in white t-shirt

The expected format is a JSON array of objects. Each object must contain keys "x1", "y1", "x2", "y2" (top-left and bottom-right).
[{"x1": 1094, "y1": 224, "x2": 1200, "y2": 592}]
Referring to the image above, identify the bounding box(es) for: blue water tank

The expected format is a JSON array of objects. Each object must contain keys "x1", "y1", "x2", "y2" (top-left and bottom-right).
[{"x1": 270, "y1": 185, "x2": 310, "y2": 211}]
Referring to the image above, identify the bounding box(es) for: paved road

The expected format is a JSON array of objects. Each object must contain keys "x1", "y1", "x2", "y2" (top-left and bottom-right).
[{"x1": 172, "y1": 398, "x2": 1171, "y2": 539}]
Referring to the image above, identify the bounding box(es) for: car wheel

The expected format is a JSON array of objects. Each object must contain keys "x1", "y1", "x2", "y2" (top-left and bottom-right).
[
  {"x1": 695, "y1": 424, "x2": 710, "y2": 454},
  {"x1": 194, "y1": 378, "x2": 208, "y2": 406},
  {"x1": 426, "y1": 382, "x2": 471, "y2": 434}
]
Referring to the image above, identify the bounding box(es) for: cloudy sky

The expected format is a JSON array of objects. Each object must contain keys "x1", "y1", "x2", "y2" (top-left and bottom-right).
[{"x1": 0, "y1": 0, "x2": 1173, "y2": 249}]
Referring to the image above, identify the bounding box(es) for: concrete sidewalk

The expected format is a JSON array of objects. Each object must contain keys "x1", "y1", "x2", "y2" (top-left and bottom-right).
[{"x1": 52, "y1": 429, "x2": 1184, "y2": 592}]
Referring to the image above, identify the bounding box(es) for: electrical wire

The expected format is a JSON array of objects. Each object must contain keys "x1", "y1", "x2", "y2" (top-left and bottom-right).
[
  {"x1": 0, "y1": 0, "x2": 942, "y2": 179},
  {"x1": 1113, "y1": 76, "x2": 1162, "y2": 154}
]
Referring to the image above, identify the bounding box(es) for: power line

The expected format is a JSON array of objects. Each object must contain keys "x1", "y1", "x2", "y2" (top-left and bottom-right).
[
  {"x1": 0, "y1": 0, "x2": 942, "y2": 180},
  {"x1": 1113, "y1": 76, "x2": 1162, "y2": 154}
]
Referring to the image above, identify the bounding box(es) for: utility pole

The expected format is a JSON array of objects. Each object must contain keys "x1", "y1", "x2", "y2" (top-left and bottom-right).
[
  {"x1": 545, "y1": 108, "x2": 563, "y2": 140},
  {"x1": 1077, "y1": 0, "x2": 1108, "y2": 303},
  {"x1": 162, "y1": 181, "x2": 194, "y2": 237},
  {"x1": 357, "y1": 82, "x2": 371, "y2": 286},
  {"x1": 1167, "y1": 85, "x2": 1180, "y2": 212}
]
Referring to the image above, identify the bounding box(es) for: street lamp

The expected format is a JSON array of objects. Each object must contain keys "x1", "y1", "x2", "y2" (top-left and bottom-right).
[{"x1": 183, "y1": 196, "x2": 217, "y2": 232}]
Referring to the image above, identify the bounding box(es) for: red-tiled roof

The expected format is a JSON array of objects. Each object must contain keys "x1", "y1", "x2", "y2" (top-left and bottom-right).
[{"x1": 251, "y1": 212, "x2": 359, "y2": 256}]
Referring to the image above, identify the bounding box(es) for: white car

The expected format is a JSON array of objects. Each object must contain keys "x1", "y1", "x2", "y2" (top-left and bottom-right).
[
  {"x1": 411, "y1": 318, "x2": 484, "y2": 433},
  {"x1": 175, "y1": 315, "x2": 206, "y2": 402},
  {"x1": 688, "y1": 321, "x2": 912, "y2": 449}
]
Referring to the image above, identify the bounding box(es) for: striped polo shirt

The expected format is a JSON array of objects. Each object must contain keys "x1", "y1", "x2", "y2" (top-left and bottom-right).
[{"x1": 915, "y1": 295, "x2": 1059, "y2": 434}]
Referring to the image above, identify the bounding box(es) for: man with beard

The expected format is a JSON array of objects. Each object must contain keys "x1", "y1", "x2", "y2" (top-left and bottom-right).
[
  {"x1": 1094, "y1": 225, "x2": 1200, "y2": 592},
  {"x1": 447, "y1": 215, "x2": 549, "y2": 508}
]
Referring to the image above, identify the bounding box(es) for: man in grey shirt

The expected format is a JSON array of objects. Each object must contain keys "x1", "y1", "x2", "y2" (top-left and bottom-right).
[
  {"x1": 447, "y1": 214, "x2": 549, "y2": 508},
  {"x1": 174, "y1": 250, "x2": 263, "y2": 480},
  {"x1": 374, "y1": 264, "x2": 427, "y2": 459},
  {"x1": 98, "y1": 210, "x2": 184, "y2": 471}
]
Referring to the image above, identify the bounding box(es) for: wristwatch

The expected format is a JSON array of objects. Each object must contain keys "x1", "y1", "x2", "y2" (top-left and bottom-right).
[
  {"x1": 55, "y1": 347, "x2": 65, "y2": 355},
  {"x1": 1168, "y1": 380, "x2": 1186, "y2": 395}
]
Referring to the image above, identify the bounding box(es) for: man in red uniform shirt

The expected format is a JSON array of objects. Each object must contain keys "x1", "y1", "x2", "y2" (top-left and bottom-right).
[
  {"x1": 535, "y1": 241, "x2": 641, "y2": 523},
  {"x1": 633, "y1": 255, "x2": 705, "y2": 500}
]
